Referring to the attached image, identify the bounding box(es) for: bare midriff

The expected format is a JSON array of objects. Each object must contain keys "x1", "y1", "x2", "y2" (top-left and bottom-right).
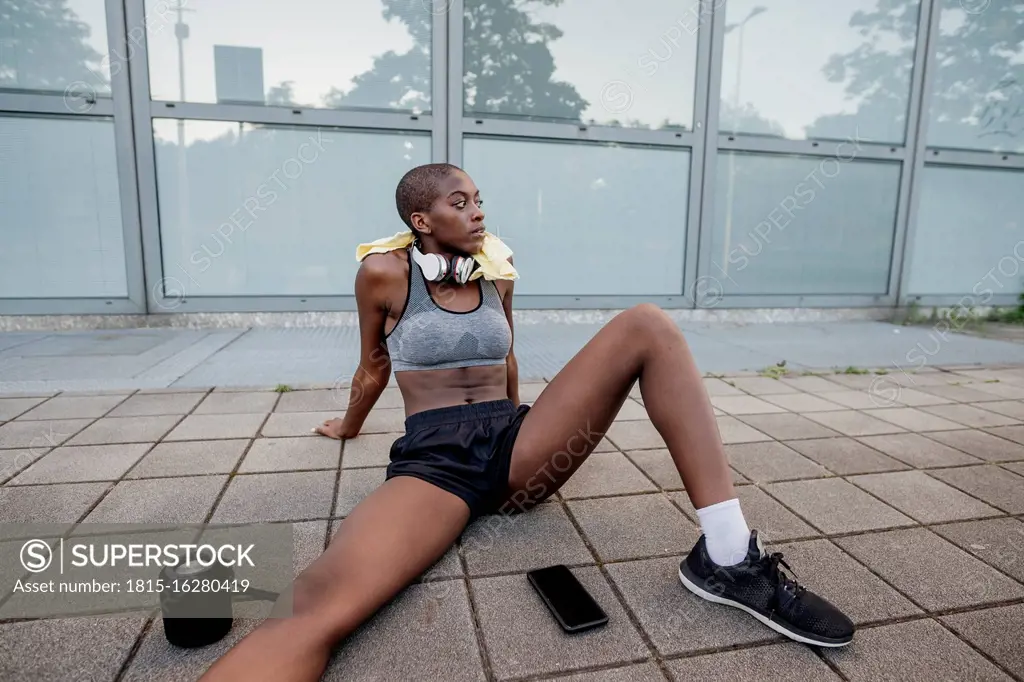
[{"x1": 394, "y1": 364, "x2": 509, "y2": 416}]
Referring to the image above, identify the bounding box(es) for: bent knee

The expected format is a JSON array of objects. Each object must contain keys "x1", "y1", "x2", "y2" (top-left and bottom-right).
[{"x1": 626, "y1": 303, "x2": 678, "y2": 335}]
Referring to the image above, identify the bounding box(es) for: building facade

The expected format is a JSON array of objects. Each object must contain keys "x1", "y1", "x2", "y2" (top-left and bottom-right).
[{"x1": 1, "y1": 0, "x2": 1021, "y2": 317}]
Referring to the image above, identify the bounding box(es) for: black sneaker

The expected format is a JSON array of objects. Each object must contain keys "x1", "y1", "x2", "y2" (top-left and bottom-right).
[{"x1": 678, "y1": 530, "x2": 854, "y2": 647}]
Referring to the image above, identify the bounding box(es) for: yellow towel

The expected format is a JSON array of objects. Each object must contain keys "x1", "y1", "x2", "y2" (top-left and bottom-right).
[{"x1": 355, "y1": 230, "x2": 519, "y2": 281}]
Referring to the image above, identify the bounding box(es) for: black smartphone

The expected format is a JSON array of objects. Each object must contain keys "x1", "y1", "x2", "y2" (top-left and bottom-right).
[{"x1": 526, "y1": 564, "x2": 608, "y2": 633}]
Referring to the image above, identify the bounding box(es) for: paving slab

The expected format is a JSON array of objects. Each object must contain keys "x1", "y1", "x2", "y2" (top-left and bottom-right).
[
  {"x1": 984, "y1": 424, "x2": 1024, "y2": 446},
  {"x1": 802, "y1": 410, "x2": 906, "y2": 436},
  {"x1": 890, "y1": 387, "x2": 957, "y2": 406},
  {"x1": 922, "y1": 429, "x2": 1024, "y2": 463},
  {"x1": 919, "y1": 383, "x2": 1005, "y2": 402},
  {"x1": 764, "y1": 478, "x2": 915, "y2": 534},
  {"x1": 462, "y1": 503, "x2": 592, "y2": 575},
  {"x1": 702, "y1": 378, "x2": 745, "y2": 396},
  {"x1": 558, "y1": 451, "x2": 658, "y2": 499},
  {"x1": 709, "y1": 395, "x2": 786, "y2": 415},
  {"x1": 771, "y1": 538, "x2": 922, "y2": 624},
  {"x1": 778, "y1": 375, "x2": 847, "y2": 392},
  {"x1": 606, "y1": 420, "x2": 667, "y2": 450},
  {"x1": 291, "y1": 519, "x2": 330, "y2": 576},
  {"x1": 341, "y1": 432, "x2": 398, "y2": 468},
  {"x1": 67, "y1": 415, "x2": 181, "y2": 445},
  {"x1": 260, "y1": 410, "x2": 339, "y2": 437},
  {"x1": 0, "y1": 481, "x2": 110, "y2": 540},
  {"x1": 856, "y1": 432, "x2": 983, "y2": 468},
  {"x1": 0, "y1": 617, "x2": 148, "y2": 682},
  {"x1": 625, "y1": 449, "x2": 747, "y2": 489},
  {"x1": 0, "y1": 396, "x2": 47, "y2": 420},
  {"x1": 822, "y1": 619, "x2": 1012, "y2": 681},
  {"x1": 0, "y1": 418, "x2": 93, "y2": 449},
  {"x1": 82, "y1": 475, "x2": 227, "y2": 525},
  {"x1": 666, "y1": 642, "x2": 841, "y2": 681},
  {"x1": 568, "y1": 494, "x2": 698, "y2": 562},
  {"x1": 323, "y1": 581, "x2": 485, "y2": 681},
  {"x1": 970, "y1": 381, "x2": 1024, "y2": 399},
  {"x1": 126, "y1": 439, "x2": 249, "y2": 478},
  {"x1": 8, "y1": 443, "x2": 151, "y2": 484},
  {"x1": 735, "y1": 413, "x2": 842, "y2": 441},
  {"x1": 847, "y1": 470, "x2": 1003, "y2": 523},
  {"x1": 941, "y1": 604, "x2": 1024, "y2": 678},
  {"x1": 971, "y1": 400, "x2": 1024, "y2": 420},
  {"x1": 724, "y1": 441, "x2": 831, "y2": 483},
  {"x1": 238, "y1": 436, "x2": 340, "y2": 472},
  {"x1": 193, "y1": 391, "x2": 279, "y2": 414},
  {"x1": 547, "y1": 662, "x2": 666, "y2": 682},
  {"x1": 334, "y1": 467, "x2": 387, "y2": 516},
  {"x1": 1005, "y1": 461, "x2": 1024, "y2": 477},
  {"x1": 783, "y1": 437, "x2": 909, "y2": 475},
  {"x1": 928, "y1": 465, "x2": 1024, "y2": 514},
  {"x1": 922, "y1": 403, "x2": 1021, "y2": 428},
  {"x1": 0, "y1": 447, "x2": 48, "y2": 483},
  {"x1": 615, "y1": 399, "x2": 650, "y2": 421},
  {"x1": 605, "y1": 556, "x2": 782, "y2": 656},
  {"x1": 759, "y1": 392, "x2": 848, "y2": 412},
  {"x1": 274, "y1": 388, "x2": 346, "y2": 413},
  {"x1": 728, "y1": 377, "x2": 800, "y2": 395},
  {"x1": 472, "y1": 567, "x2": 648, "y2": 681},
  {"x1": 860, "y1": 407, "x2": 965, "y2": 432},
  {"x1": 108, "y1": 392, "x2": 206, "y2": 417},
  {"x1": 671, "y1": 486, "x2": 818, "y2": 543},
  {"x1": 210, "y1": 471, "x2": 336, "y2": 523},
  {"x1": 714, "y1": 416, "x2": 772, "y2": 445},
  {"x1": 122, "y1": 618, "x2": 262, "y2": 682},
  {"x1": 813, "y1": 390, "x2": 883, "y2": 409},
  {"x1": 835, "y1": 527, "x2": 1024, "y2": 610},
  {"x1": 16, "y1": 394, "x2": 128, "y2": 420},
  {"x1": 165, "y1": 413, "x2": 266, "y2": 441}
]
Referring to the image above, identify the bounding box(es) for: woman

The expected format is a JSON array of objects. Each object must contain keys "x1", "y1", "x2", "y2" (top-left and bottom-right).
[{"x1": 200, "y1": 163, "x2": 853, "y2": 681}]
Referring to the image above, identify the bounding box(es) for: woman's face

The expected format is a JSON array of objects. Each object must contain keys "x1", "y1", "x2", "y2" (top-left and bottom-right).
[{"x1": 421, "y1": 170, "x2": 487, "y2": 255}]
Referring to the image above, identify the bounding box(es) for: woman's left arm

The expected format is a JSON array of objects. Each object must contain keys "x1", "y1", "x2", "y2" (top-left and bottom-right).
[{"x1": 501, "y1": 259, "x2": 520, "y2": 407}]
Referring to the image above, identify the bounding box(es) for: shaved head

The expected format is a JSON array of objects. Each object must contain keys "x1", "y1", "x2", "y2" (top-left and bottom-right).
[{"x1": 395, "y1": 163, "x2": 463, "y2": 231}]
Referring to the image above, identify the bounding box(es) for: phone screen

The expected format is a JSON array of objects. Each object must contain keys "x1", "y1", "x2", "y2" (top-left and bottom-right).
[{"x1": 528, "y1": 565, "x2": 607, "y2": 630}]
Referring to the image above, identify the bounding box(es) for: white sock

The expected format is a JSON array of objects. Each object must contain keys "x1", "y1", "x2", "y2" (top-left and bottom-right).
[{"x1": 695, "y1": 498, "x2": 751, "y2": 566}]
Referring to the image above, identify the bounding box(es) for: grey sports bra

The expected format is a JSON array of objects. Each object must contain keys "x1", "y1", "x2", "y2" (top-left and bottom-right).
[{"x1": 385, "y1": 247, "x2": 512, "y2": 372}]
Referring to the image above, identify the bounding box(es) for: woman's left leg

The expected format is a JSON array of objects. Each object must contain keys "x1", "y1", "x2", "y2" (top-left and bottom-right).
[
  {"x1": 501, "y1": 303, "x2": 855, "y2": 647},
  {"x1": 504, "y1": 303, "x2": 734, "y2": 512}
]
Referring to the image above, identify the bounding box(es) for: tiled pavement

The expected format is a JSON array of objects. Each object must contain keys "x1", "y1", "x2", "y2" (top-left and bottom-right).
[{"x1": 1, "y1": 366, "x2": 1024, "y2": 680}]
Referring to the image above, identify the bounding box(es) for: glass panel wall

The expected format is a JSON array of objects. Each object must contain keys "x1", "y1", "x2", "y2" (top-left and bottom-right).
[
  {"x1": 153, "y1": 121, "x2": 431, "y2": 296},
  {"x1": 907, "y1": 166, "x2": 1024, "y2": 297},
  {"x1": 925, "y1": 0, "x2": 1023, "y2": 153},
  {"x1": 0, "y1": 0, "x2": 110, "y2": 97},
  {"x1": 0, "y1": 115, "x2": 127, "y2": 298},
  {"x1": 719, "y1": 0, "x2": 922, "y2": 143},
  {"x1": 708, "y1": 151, "x2": 901, "y2": 295},
  {"x1": 463, "y1": 137, "x2": 690, "y2": 296},
  {"x1": 463, "y1": 0, "x2": 701, "y2": 129},
  {"x1": 143, "y1": 0, "x2": 433, "y2": 112}
]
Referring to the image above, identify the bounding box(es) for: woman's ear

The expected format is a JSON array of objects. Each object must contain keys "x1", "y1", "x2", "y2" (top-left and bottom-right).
[{"x1": 409, "y1": 214, "x2": 430, "y2": 236}]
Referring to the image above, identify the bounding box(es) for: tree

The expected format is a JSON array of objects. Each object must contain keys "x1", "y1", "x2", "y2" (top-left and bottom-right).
[
  {"x1": 0, "y1": 0, "x2": 108, "y2": 92},
  {"x1": 325, "y1": 0, "x2": 586, "y2": 121},
  {"x1": 807, "y1": 0, "x2": 1023, "y2": 151}
]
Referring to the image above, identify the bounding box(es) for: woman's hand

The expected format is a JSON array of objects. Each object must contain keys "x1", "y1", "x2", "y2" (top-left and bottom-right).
[{"x1": 314, "y1": 417, "x2": 359, "y2": 440}]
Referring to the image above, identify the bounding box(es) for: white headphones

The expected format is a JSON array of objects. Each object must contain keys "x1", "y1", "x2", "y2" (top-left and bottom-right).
[{"x1": 411, "y1": 242, "x2": 477, "y2": 285}]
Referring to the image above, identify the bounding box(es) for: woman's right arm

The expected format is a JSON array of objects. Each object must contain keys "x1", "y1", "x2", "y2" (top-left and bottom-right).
[{"x1": 316, "y1": 256, "x2": 395, "y2": 439}]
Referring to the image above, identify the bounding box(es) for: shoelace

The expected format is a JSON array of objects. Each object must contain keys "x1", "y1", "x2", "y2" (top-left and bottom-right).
[{"x1": 764, "y1": 552, "x2": 806, "y2": 597}]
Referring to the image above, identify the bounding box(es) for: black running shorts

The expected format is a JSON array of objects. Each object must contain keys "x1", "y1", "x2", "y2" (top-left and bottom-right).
[{"x1": 386, "y1": 399, "x2": 531, "y2": 519}]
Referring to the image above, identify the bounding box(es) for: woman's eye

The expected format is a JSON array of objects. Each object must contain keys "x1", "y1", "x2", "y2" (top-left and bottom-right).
[{"x1": 454, "y1": 201, "x2": 466, "y2": 209}]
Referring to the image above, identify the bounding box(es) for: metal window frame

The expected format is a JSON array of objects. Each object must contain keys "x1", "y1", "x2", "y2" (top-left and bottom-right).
[
  {"x1": 0, "y1": 0, "x2": 146, "y2": 315},
  {"x1": 124, "y1": 0, "x2": 448, "y2": 314}
]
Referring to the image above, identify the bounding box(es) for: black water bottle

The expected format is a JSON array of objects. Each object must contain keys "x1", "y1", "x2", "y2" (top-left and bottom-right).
[{"x1": 159, "y1": 552, "x2": 234, "y2": 648}]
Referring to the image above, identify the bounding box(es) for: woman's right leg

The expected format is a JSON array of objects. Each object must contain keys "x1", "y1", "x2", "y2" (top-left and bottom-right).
[{"x1": 199, "y1": 476, "x2": 471, "y2": 682}]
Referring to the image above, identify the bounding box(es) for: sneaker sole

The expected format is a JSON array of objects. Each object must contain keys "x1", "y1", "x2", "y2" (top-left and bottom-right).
[{"x1": 678, "y1": 564, "x2": 852, "y2": 648}]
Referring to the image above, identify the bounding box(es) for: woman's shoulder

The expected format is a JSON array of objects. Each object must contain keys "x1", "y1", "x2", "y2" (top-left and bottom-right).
[{"x1": 358, "y1": 249, "x2": 409, "y2": 284}]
